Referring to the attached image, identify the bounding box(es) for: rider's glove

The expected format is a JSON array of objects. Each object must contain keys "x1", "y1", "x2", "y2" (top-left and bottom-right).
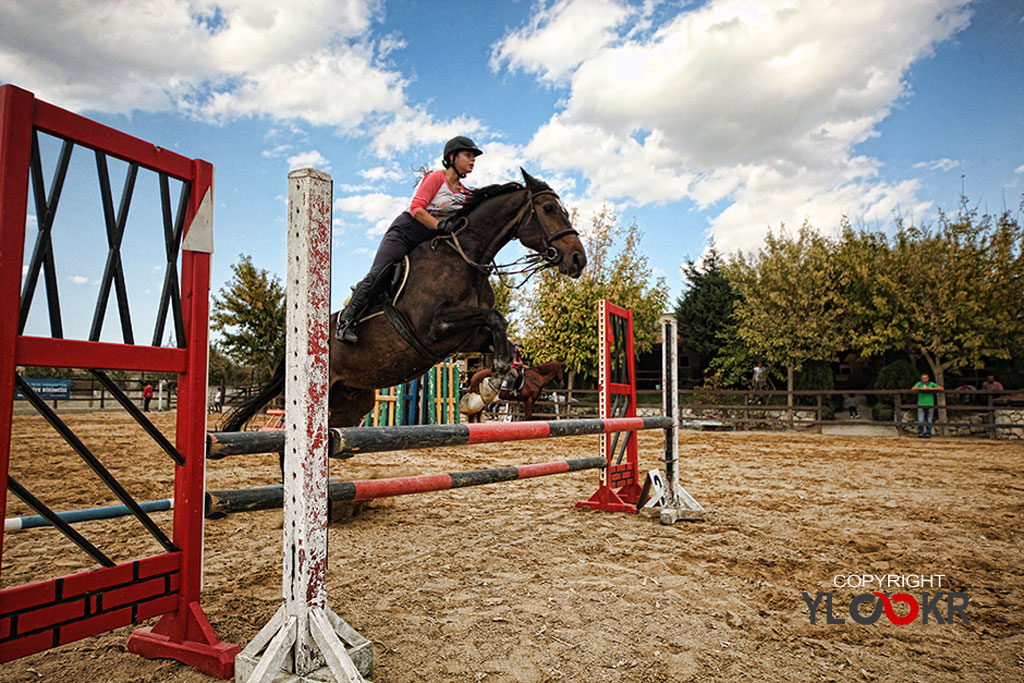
[{"x1": 436, "y1": 217, "x2": 463, "y2": 235}]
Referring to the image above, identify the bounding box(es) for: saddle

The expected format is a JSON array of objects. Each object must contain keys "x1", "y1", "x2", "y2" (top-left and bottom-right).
[
  {"x1": 502, "y1": 367, "x2": 526, "y2": 396},
  {"x1": 356, "y1": 257, "x2": 441, "y2": 362},
  {"x1": 357, "y1": 257, "x2": 409, "y2": 320}
]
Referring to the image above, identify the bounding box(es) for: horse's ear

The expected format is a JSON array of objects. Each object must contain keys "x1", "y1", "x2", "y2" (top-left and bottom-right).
[{"x1": 520, "y1": 167, "x2": 537, "y2": 187}]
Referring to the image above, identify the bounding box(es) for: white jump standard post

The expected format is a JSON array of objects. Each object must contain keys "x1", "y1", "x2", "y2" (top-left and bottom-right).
[
  {"x1": 644, "y1": 315, "x2": 705, "y2": 525},
  {"x1": 235, "y1": 169, "x2": 371, "y2": 682}
]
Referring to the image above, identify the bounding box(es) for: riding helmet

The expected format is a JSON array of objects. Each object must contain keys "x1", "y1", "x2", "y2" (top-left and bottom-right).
[{"x1": 443, "y1": 136, "x2": 483, "y2": 167}]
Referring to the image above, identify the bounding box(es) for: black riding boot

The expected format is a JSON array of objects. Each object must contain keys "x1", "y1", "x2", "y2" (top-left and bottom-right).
[{"x1": 335, "y1": 274, "x2": 375, "y2": 343}]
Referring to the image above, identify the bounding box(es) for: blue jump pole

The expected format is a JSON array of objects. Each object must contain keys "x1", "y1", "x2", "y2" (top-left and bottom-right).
[{"x1": 5, "y1": 498, "x2": 174, "y2": 532}]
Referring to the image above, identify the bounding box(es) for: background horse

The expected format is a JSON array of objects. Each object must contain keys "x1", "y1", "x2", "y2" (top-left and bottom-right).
[
  {"x1": 223, "y1": 170, "x2": 585, "y2": 431},
  {"x1": 466, "y1": 361, "x2": 565, "y2": 421}
]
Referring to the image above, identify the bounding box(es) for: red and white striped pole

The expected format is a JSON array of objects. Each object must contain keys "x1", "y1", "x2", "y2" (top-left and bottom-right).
[{"x1": 235, "y1": 169, "x2": 370, "y2": 682}]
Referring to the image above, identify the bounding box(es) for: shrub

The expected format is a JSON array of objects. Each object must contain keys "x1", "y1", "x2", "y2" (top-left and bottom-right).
[
  {"x1": 872, "y1": 359, "x2": 918, "y2": 421},
  {"x1": 872, "y1": 402, "x2": 894, "y2": 422},
  {"x1": 874, "y1": 359, "x2": 918, "y2": 391},
  {"x1": 795, "y1": 360, "x2": 837, "y2": 419}
]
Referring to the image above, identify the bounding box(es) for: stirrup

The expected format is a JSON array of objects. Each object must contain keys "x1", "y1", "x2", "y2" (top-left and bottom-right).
[{"x1": 336, "y1": 320, "x2": 358, "y2": 343}]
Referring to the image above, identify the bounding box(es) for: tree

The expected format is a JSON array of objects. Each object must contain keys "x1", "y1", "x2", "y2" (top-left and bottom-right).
[
  {"x1": 517, "y1": 207, "x2": 669, "y2": 380},
  {"x1": 675, "y1": 243, "x2": 738, "y2": 360},
  {"x1": 208, "y1": 342, "x2": 253, "y2": 388},
  {"x1": 841, "y1": 201, "x2": 1024, "y2": 407},
  {"x1": 209, "y1": 255, "x2": 286, "y2": 377},
  {"x1": 489, "y1": 275, "x2": 517, "y2": 336},
  {"x1": 725, "y1": 223, "x2": 845, "y2": 403}
]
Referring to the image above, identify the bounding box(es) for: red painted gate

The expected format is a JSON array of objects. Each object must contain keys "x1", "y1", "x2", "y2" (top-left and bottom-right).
[{"x1": 0, "y1": 85, "x2": 237, "y2": 677}]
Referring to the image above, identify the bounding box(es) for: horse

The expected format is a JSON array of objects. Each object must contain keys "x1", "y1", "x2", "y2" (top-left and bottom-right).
[
  {"x1": 222, "y1": 169, "x2": 586, "y2": 431},
  {"x1": 465, "y1": 361, "x2": 565, "y2": 421}
]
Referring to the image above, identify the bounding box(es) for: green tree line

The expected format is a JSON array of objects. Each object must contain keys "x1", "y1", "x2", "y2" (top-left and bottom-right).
[{"x1": 676, "y1": 200, "x2": 1024, "y2": 401}]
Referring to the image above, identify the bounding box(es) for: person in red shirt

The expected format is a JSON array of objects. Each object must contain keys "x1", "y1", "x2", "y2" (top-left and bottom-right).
[
  {"x1": 982, "y1": 375, "x2": 1004, "y2": 392},
  {"x1": 143, "y1": 383, "x2": 154, "y2": 412},
  {"x1": 336, "y1": 136, "x2": 483, "y2": 343}
]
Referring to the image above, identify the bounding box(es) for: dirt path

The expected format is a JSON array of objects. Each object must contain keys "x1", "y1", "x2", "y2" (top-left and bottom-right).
[{"x1": 3, "y1": 412, "x2": 1022, "y2": 682}]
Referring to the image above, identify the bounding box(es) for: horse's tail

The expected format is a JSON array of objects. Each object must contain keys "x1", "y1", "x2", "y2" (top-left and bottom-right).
[{"x1": 220, "y1": 359, "x2": 286, "y2": 432}]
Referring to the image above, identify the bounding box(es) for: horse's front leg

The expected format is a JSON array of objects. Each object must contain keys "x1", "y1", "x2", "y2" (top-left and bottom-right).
[
  {"x1": 431, "y1": 306, "x2": 512, "y2": 376},
  {"x1": 523, "y1": 396, "x2": 535, "y2": 420}
]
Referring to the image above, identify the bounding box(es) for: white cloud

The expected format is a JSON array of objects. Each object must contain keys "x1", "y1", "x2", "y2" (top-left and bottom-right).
[
  {"x1": 360, "y1": 164, "x2": 405, "y2": 183},
  {"x1": 0, "y1": 1, "x2": 412, "y2": 131},
  {"x1": 338, "y1": 183, "x2": 378, "y2": 193},
  {"x1": 504, "y1": 0, "x2": 972, "y2": 253},
  {"x1": 190, "y1": 48, "x2": 406, "y2": 127},
  {"x1": 376, "y1": 31, "x2": 406, "y2": 61},
  {"x1": 287, "y1": 150, "x2": 331, "y2": 171},
  {"x1": 490, "y1": 0, "x2": 633, "y2": 85},
  {"x1": 468, "y1": 142, "x2": 532, "y2": 187},
  {"x1": 709, "y1": 173, "x2": 931, "y2": 252},
  {"x1": 68, "y1": 275, "x2": 91, "y2": 285},
  {"x1": 262, "y1": 144, "x2": 293, "y2": 159},
  {"x1": 1015, "y1": 164, "x2": 1024, "y2": 175},
  {"x1": 367, "y1": 108, "x2": 484, "y2": 156},
  {"x1": 334, "y1": 192, "x2": 407, "y2": 236},
  {"x1": 913, "y1": 158, "x2": 962, "y2": 172}
]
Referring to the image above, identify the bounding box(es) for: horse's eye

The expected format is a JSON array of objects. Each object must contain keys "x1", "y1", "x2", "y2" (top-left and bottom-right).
[{"x1": 543, "y1": 204, "x2": 555, "y2": 214}]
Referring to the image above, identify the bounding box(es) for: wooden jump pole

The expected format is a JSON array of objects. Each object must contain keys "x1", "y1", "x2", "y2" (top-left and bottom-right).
[
  {"x1": 204, "y1": 456, "x2": 607, "y2": 517},
  {"x1": 207, "y1": 416, "x2": 674, "y2": 459},
  {"x1": 5, "y1": 498, "x2": 175, "y2": 532}
]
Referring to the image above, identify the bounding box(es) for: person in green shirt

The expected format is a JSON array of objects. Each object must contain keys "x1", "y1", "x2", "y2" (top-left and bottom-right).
[{"x1": 912, "y1": 373, "x2": 943, "y2": 437}]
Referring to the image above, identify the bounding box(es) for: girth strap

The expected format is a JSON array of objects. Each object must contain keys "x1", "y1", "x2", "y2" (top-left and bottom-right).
[{"x1": 382, "y1": 302, "x2": 444, "y2": 363}]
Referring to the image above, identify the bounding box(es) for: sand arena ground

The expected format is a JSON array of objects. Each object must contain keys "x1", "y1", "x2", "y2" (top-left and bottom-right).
[{"x1": 2, "y1": 411, "x2": 1022, "y2": 682}]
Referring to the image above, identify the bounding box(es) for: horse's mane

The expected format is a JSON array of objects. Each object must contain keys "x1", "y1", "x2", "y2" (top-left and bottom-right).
[
  {"x1": 454, "y1": 175, "x2": 556, "y2": 219},
  {"x1": 454, "y1": 182, "x2": 523, "y2": 218}
]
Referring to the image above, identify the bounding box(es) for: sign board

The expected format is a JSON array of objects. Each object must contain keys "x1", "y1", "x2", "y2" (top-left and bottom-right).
[{"x1": 15, "y1": 378, "x2": 71, "y2": 400}]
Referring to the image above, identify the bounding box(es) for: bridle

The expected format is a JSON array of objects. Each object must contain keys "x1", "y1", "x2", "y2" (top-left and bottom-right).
[
  {"x1": 435, "y1": 186, "x2": 579, "y2": 288},
  {"x1": 526, "y1": 189, "x2": 579, "y2": 265}
]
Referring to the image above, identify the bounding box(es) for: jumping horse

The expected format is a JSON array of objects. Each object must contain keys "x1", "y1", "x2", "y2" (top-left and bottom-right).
[
  {"x1": 223, "y1": 170, "x2": 586, "y2": 431},
  {"x1": 465, "y1": 361, "x2": 565, "y2": 421}
]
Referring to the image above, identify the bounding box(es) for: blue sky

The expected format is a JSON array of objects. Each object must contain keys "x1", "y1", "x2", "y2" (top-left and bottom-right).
[{"x1": 3, "y1": 0, "x2": 1022, "y2": 343}]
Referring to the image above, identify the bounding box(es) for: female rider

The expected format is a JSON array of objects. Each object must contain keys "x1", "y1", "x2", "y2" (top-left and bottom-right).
[{"x1": 336, "y1": 136, "x2": 483, "y2": 343}]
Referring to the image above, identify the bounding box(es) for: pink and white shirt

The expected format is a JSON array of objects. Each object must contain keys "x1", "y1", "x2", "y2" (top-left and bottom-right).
[{"x1": 409, "y1": 170, "x2": 470, "y2": 219}]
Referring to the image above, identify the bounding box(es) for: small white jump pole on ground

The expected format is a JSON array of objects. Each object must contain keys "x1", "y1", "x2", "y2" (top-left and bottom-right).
[
  {"x1": 653, "y1": 315, "x2": 705, "y2": 524},
  {"x1": 235, "y1": 169, "x2": 370, "y2": 682}
]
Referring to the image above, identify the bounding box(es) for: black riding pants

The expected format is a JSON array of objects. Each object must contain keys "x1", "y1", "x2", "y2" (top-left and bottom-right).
[{"x1": 369, "y1": 212, "x2": 436, "y2": 279}]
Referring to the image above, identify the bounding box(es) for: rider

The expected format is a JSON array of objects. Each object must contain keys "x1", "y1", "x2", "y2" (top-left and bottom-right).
[{"x1": 335, "y1": 135, "x2": 484, "y2": 343}]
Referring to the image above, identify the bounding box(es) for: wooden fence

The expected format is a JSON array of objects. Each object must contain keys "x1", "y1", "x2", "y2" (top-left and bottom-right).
[
  {"x1": 672, "y1": 388, "x2": 1019, "y2": 438},
  {"x1": 12, "y1": 375, "x2": 177, "y2": 411},
  {"x1": 484, "y1": 387, "x2": 1021, "y2": 439}
]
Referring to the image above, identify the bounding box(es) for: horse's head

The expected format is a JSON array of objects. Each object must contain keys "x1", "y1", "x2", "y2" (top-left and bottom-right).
[
  {"x1": 533, "y1": 360, "x2": 566, "y2": 386},
  {"x1": 517, "y1": 169, "x2": 586, "y2": 278}
]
